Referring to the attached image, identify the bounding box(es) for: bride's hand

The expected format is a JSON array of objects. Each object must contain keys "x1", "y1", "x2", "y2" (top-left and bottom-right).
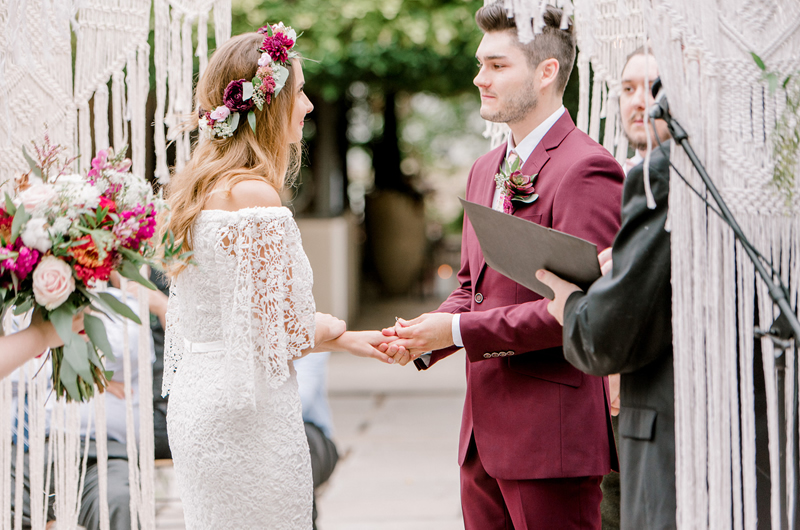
[
  {"x1": 314, "y1": 312, "x2": 346, "y2": 345},
  {"x1": 322, "y1": 330, "x2": 396, "y2": 365}
]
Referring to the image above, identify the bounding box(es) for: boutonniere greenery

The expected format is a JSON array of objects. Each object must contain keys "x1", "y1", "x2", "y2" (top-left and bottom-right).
[{"x1": 493, "y1": 157, "x2": 539, "y2": 214}]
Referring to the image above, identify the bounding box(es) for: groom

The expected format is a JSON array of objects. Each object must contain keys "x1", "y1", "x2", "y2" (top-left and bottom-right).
[{"x1": 382, "y1": 4, "x2": 624, "y2": 528}]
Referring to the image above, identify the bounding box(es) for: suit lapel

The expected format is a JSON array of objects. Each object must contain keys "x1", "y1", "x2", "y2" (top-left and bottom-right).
[
  {"x1": 472, "y1": 145, "x2": 506, "y2": 282},
  {"x1": 509, "y1": 142, "x2": 550, "y2": 215}
]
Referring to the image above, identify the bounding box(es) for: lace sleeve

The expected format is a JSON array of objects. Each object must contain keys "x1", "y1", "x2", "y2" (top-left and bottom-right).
[
  {"x1": 219, "y1": 212, "x2": 316, "y2": 388},
  {"x1": 162, "y1": 279, "x2": 183, "y2": 397}
]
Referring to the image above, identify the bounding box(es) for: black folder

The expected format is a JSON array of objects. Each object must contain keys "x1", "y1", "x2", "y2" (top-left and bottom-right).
[{"x1": 460, "y1": 198, "x2": 602, "y2": 300}]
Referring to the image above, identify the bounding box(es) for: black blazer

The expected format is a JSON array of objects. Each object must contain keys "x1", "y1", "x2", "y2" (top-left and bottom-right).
[{"x1": 562, "y1": 143, "x2": 676, "y2": 530}]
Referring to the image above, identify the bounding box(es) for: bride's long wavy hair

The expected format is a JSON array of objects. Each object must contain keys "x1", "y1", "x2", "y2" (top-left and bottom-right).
[{"x1": 161, "y1": 32, "x2": 301, "y2": 277}]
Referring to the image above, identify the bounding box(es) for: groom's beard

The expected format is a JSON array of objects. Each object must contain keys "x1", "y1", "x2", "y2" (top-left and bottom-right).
[{"x1": 480, "y1": 80, "x2": 538, "y2": 125}]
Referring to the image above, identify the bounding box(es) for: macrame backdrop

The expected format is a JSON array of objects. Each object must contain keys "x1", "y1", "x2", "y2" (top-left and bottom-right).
[
  {"x1": 153, "y1": 0, "x2": 231, "y2": 183},
  {"x1": 642, "y1": 0, "x2": 800, "y2": 528},
  {"x1": 0, "y1": 0, "x2": 229, "y2": 528}
]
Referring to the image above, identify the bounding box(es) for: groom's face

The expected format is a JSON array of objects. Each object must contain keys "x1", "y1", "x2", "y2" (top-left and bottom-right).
[{"x1": 474, "y1": 31, "x2": 538, "y2": 125}]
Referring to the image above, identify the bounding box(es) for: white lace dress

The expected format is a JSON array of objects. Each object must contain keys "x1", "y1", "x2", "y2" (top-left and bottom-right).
[{"x1": 163, "y1": 207, "x2": 316, "y2": 530}]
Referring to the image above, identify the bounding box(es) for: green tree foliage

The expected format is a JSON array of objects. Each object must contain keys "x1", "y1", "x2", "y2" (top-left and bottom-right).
[{"x1": 232, "y1": 0, "x2": 484, "y2": 101}]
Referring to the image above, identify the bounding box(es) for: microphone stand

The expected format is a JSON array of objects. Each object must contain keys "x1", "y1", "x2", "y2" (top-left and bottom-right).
[{"x1": 650, "y1": 90, "x2": 799, "y2": 528}]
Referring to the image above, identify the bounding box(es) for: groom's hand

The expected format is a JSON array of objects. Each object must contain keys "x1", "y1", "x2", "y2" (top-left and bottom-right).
[{"x1": 379, "y1": 313, "x2": 454, "y2": 360}]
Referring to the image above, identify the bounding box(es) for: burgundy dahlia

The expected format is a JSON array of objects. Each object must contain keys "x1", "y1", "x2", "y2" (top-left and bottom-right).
[
  {"x1": 223, "y1": 79, "x2": 256, "y2": 113},
  {"x1": 261, "y1": 34, "x2": 293, "y2": 64}
]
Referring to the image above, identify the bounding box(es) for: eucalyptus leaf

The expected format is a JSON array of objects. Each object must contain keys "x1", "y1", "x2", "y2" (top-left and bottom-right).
[
  {"x1": 230, "y1": 112, "x2": 241, "y2": 133},
  {"x1": 21, "y1": 146, "x2": 43, "y2": 179},
  {"x1": 97, "y1": 292, "x2": 142, "y2": 325},
  {"x1": 13, "y1": 299, "x2": 33, "y2": 315},
  {"x1": 4, "y1": 193, "x2": 16, "y2": 216},
  {"x1": 119, "y1": 259, "x2": 157, "y2": 290},
  {"x1": 50, "y1": 305, "x2": 78, "y2": 347},
  {"x1": 248, "y1": 111, "x2": 257, "y2": 133},
  {"x1": 10, "y1": 206, "x2": 30, "y2": 244},
  {"x1": 242, "y1": 81, "x2": 254, "y2": 101},
  {"x1": 273, "y1": 65, "x2": 289, "y2": 96},
  {"x1": 86, "y1": 342, "x2": 105, "y2": 370},
  {"x1": 63, "y1": 338, "x2": 94, "y2": 383},
  {"x1": 83, "y1": 313, "x2": 116, "y2": 360},
  {"x1": 58, "y1": 358, "x2": 82, "y2": 401}
]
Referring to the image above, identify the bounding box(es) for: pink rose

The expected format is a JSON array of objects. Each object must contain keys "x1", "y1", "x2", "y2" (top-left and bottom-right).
[
  {"x1": 17, "y1": 183, "x2": 58, "y2": 213},
  {"x1": 210, "y1": 105, "x2": 231, "y2": 121},
  {"x1": 32, "y1": 255, "x2": 76, "y2": 310},
  {"x1": 258, "y1": 52, "x2": 272, "y2": 67}
]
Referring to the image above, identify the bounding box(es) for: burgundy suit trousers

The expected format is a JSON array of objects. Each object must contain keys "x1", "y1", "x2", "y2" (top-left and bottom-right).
[{"x1": 461, "y1": 436, "x2": 603, "y2": 530}]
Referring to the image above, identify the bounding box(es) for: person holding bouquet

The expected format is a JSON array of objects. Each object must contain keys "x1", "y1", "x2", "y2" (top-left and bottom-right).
[{"x1": 161, "y1": 25, "x2": 396, "y2": 529}]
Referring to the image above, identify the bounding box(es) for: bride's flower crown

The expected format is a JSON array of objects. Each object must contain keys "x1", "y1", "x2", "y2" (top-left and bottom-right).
[{"x1": 199, "y1": 23, "x2": 299, "y2": 140}]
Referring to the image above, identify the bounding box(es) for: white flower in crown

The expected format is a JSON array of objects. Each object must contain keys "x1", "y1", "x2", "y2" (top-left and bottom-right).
[
  {"x1": 272, "y1": 22, "x2": 297, "y2": 42},
  {"x1": 199, "y1": 116, "x2": 214, "y2": 140}
]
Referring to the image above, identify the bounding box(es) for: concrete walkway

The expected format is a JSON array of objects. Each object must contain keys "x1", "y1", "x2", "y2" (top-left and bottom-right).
[{"x1": 155, "y1": 296, "x2": 467, "y2": 529}]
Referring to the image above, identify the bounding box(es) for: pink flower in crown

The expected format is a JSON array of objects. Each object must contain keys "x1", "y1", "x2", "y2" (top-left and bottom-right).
[{"x1": 209, "y1": 105, "x2": 231, "y2": 121}]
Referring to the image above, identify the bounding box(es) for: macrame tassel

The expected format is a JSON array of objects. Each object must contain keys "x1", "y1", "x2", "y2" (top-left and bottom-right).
[
  {"x1": 196, "y1": 12, "x2": 209, "y2": 78},
  {"x1": 575, "y1": 51, "x2": 590, "y2": 133},
  {"x1": 28, "y1": 359, "x2": 48, "y2": 530},
  {"x1": 119, "y1": 279, "x2": 142, "y2": 530},
  {"x1": 111, "y1": 71, "x2": 126, "y2": 150},
  {"x1": 78, "y1": 102, "x2": 93, "y2": 173},
  {"x1": 214, "y1": 0, "x2": 232, "y2": 45},
  {"x1": 153, "y1": 0, "x2": 170, "y2": 183},
  {"x1": 94, "y1": 391, "x2": 110, "y2": 530},
  {"x1": 13, "y1": 364, "x2": 26, "y2": 530},
  {"x1": 94, "y1": 83, "x2": 110, "y2": 152},
  {"x1": 137, "y1": 279, "x2": 156, "y2": 529},
  {"x1": 588, "y1": 78, "x2": 602, "y2": 142},
  {"x1": 1, "y1": 374, "x2": 11, "y2": 530}
]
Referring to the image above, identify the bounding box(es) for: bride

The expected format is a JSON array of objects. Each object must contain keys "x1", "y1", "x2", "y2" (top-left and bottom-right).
[{"x1": 161, "y1": 25, "x2": 396, "y2": 529}]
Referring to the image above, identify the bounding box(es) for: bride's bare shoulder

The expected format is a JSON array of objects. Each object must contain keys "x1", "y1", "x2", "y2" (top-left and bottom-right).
[{"x1": 204, "y1": 180, "x2": 282, "y2": 211}]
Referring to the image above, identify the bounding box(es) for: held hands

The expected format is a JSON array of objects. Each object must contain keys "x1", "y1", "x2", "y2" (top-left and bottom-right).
[
  {"x1": 322, "y1": 330, "x2": 397, "y2": 365},
  {"x1": 536, "y1": 247, "x2": 613, "y2": 326},
  {"x1": 378, "y1": 312, "x2": 455, "y2": 366}
]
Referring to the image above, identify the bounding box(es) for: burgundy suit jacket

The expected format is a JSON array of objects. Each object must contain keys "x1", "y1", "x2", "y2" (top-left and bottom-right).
[{"x1": 418, "y1": 112, "x2": 623, "y2": 480}]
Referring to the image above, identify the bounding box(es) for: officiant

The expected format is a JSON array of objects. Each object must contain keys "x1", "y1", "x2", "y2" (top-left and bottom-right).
[{"x1": 535, "y1": 49, "x2": 675, "y2": 529}]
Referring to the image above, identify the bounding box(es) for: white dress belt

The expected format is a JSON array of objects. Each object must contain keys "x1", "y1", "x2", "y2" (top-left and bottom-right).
[{"x1": 184, "y1": 338, "x2": 225, "y2": 353}]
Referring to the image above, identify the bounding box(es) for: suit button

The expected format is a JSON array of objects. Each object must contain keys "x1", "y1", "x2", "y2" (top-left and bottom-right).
[
  {"x1": 500, "y1": 351, "x2": 507, "y2": 357},
  {"x1": 475, "y1": 293, "x2": 484, "y2": 304},
  {"x1": 492, "y1": 352, "x2": 499, "y2": 357},
  {"x1": 483, "y1": 353, "x2": 492, "y2": 359},
  {"x1": 508, "y1": 351, "x2": 514, "y2": 356}
]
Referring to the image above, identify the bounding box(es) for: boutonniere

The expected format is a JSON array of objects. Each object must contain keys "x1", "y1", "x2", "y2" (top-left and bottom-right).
[{"x1": 493, "y1": 157, "x2": 539, "y2": 214}]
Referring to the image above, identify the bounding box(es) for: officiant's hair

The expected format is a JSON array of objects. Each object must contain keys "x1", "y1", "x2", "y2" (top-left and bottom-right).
[
  {"x1": 475, "y1": 3, "x2": 575, "y2": 94},
  {"x1": 162, "y1": 32, "x2": 301, "y2": 276}
]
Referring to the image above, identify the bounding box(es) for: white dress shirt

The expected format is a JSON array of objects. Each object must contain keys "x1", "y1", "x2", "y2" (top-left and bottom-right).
[{"x1": 451, "y1": 106, "x2": 566, "y2": 348}]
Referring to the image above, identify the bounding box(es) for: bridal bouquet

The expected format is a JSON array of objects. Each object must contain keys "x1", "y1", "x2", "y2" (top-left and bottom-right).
[{"x1": 0, "y1": 137, "x2": 182, "y2": 402}]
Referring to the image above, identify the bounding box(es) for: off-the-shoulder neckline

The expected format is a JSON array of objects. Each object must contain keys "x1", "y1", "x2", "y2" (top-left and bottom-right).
[{"x1": 199, "y1": 206, "x2": 291, "y2": 216}]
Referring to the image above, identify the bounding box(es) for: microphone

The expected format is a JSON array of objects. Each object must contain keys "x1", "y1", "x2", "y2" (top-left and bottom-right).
[{"x1": 649, "y1": 77, "x2": 669, "y2": 120}]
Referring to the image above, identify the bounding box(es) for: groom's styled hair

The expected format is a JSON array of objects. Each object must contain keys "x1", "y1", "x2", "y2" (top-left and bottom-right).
[{"x1": 475, "y1": 3, "x2": 576, "y2": 95}]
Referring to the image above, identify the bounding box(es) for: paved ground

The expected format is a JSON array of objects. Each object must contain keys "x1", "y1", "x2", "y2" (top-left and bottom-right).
[{"x1": 155, "y1": 296, "x2": 467, "y2": 529}]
